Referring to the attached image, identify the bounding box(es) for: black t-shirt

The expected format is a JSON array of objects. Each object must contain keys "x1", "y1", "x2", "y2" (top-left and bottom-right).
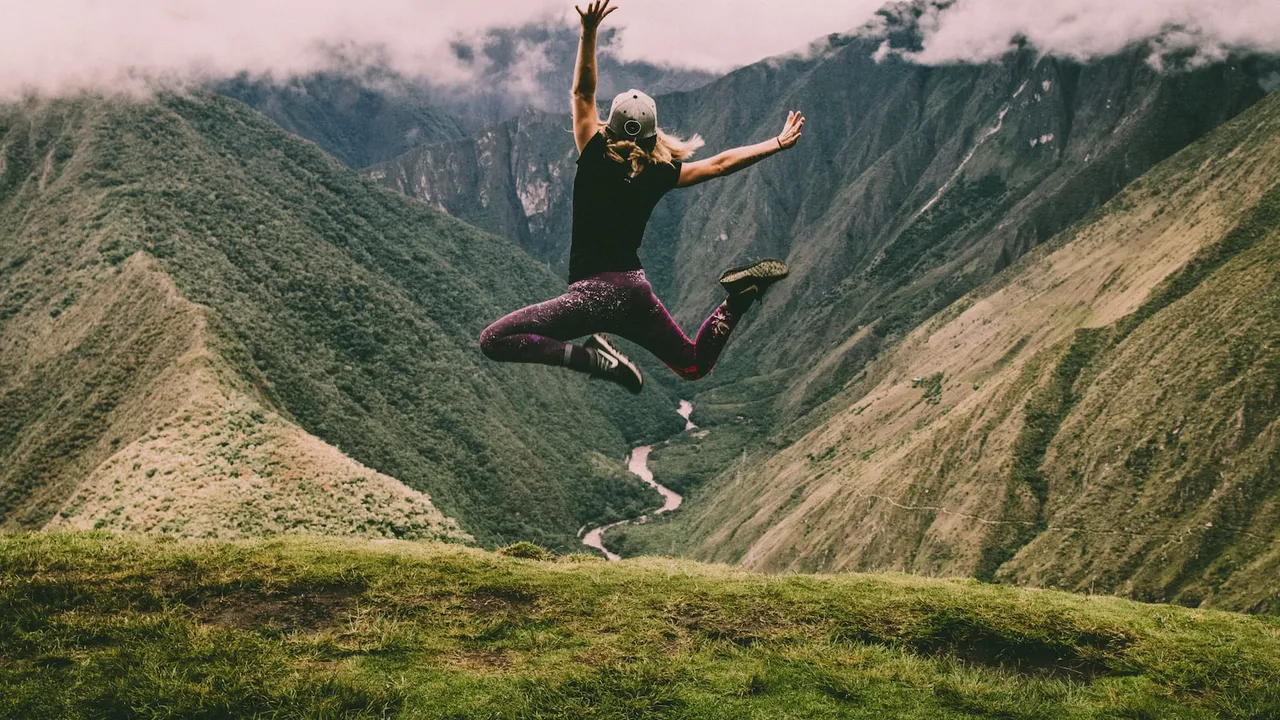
[{"x1": 568, "y1": 132, "x2": 682, "y2": 282}]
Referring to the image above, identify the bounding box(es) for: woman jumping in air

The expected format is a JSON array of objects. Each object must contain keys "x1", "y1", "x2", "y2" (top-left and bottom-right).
[{"x1": 480, "y1": 0, "x2": 804, "y2": 393}]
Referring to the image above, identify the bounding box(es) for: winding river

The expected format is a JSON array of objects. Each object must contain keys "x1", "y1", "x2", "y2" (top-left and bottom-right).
[{"x1": 581, "y1": 401, "x2": 692, "y2": 560}]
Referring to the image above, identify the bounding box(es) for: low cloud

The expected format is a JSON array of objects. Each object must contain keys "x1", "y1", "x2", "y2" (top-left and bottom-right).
[
  {"x1": 2, "y1": 1, "x2": 1276, "y2": 101},
  {"x1": 873, "y1": 0, "x2": 1280, "y2": 66},
  {"x1": 0, "y1": 0, "x2": 874, "y2": 99}
]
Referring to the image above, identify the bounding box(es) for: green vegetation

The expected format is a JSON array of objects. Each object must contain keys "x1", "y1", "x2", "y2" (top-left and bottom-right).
[
  {"x1": 4, "y1": 533, "x2": 1280, "y2": 718},
  {"x1": 1116, "y1": 171, "x2": 1280, "y2": 344},
  {"x1": 976, "y1": 330, "x2": 1109, "y2": 582},
  {"x1": 912, "y1": 372, "x2": 945, "y2": 406},
  {"x1": 869, "y1": 175, "x2": 1008, "y2": 285},
  {"x1": 650, "y1": 422, "x2": 761, "y2": 500},
  {"x1": 606, "y1": 433, "x2": 751, "y2": 559},
  {"x1": 991, "y1": 129, "x2": 1280, "y2": 610},
  {"x1": 982, "y1": 172, "x2": 1280, "y2": 584},
  {"x1": 979, "y1": 128, "x2": 1280, "y2": 602},
  {"x1": 496, "y1": 541, "x2": 555, "y2": 561}
]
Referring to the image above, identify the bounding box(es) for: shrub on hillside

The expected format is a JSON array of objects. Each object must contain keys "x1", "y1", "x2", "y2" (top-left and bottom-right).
[{"x1": 496, "y1": 541, "x2": 553, "y2": 561}]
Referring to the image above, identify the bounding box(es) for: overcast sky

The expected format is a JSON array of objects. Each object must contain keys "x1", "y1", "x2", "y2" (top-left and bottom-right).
[{"x1": 1, "y1": 0, "x2": 1277, "y2": 98}]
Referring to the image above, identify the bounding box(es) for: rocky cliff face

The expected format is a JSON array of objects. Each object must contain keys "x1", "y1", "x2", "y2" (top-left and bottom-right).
[{"x1": 366, "y1": 110, "x2": 575, "y2": 266}]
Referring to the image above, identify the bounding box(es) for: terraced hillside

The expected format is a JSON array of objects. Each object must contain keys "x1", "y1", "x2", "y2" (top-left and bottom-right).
[
  {"x1": 4, "y1": 533, "x2": 1279, "y2": 718},
  {"x1": 0, "y1": 93, "x2": 682, "y2": 549},
  {"x1": 627, "y1": 92, "x2": 1280, "y2": 613}
]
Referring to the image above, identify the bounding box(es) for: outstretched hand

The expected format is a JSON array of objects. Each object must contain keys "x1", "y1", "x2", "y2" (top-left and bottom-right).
[
  {"x1": 777, "y1": 110, "x2": 806, "y2": 149},
  {"x1": 576, "y1": 0, "x2": 617, "y2": 31}
]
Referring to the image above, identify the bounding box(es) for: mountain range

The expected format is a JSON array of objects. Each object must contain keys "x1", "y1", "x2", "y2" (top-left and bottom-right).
[
  {"x1": 2, "y1": 11, "x2": 1278, "y2": 615},
  {"x1": 368, "y1": 38, "x2": 1272, "y2": 423},
  {"x1": 0, "y1": 92, "x2": 682, "y2": 550}
]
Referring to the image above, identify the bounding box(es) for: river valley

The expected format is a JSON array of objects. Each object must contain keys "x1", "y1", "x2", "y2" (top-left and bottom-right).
[{"x1": 581, "y1": 401, "x2": 692, "y2": 560}]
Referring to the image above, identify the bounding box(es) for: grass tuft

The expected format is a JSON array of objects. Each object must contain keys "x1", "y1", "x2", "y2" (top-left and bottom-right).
[{"x1": 496, "y1": 542, "x2": 555, "y2": 562}]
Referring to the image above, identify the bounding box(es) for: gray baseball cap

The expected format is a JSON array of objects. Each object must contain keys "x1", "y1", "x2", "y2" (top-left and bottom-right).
[{"x1": 607, "y1": 89, "x2": 658, "y2": 140}]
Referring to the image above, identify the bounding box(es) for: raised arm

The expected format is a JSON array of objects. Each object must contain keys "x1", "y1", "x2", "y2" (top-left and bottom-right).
[
  {"x1": 572, "y1": 1, "x2": 616, "y2": 153},
  {"x1": 677, "y1": 110, "x2": 805, "y2": 188}
]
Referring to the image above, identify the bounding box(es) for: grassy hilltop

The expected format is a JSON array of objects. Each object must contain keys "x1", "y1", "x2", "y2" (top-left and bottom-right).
[{"x1": 4, "y1": 533, "x2": 1280, "y2": 719}]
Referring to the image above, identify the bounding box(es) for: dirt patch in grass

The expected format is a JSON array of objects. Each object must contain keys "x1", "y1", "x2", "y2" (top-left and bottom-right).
[
  {"x1": 190, "y1": 583, "x2": 364, "y2": 633},
  {"x1": 457, "y1": 586, "x2": 538, "y2": 614},
  {"x1": 444, "y1": 647, "x2": 516, "y2": 671}
]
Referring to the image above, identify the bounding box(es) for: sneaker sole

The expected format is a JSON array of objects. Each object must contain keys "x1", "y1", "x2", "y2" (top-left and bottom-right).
[
  {"x1": 719, "y1": 259, "x2": 790, "y2": 286},
  {"x1": 587, "y1": 334, "x2": 644, "y2": 394}
]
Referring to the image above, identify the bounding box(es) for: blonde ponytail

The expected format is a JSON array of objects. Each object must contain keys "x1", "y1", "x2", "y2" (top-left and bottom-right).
[{"x1": 604, "y1": 127, "x2": 704, "y2": 176}]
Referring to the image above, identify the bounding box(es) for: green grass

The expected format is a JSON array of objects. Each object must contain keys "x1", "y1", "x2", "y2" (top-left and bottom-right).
[{"x1": 4, "y1": 532, "x2": 1279, "y2": 719}]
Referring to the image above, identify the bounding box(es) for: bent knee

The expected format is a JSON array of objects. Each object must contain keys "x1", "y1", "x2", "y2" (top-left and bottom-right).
[{"x1": 478, "y1": 323, "x2": 505, "y2": 359}]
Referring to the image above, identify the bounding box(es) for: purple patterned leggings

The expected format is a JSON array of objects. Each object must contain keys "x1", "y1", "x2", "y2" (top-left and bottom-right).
[{"x1": 479, "y1": 270, "x2": 741, "y2": 381}]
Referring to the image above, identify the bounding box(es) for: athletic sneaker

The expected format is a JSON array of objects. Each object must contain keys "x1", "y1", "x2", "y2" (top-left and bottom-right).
[
  {"x1": 584, "y1": 334, "x2": 643, "y2": 394},
  {"x1": 719, "y1": 258, "x2": 790, "y2": 305}
]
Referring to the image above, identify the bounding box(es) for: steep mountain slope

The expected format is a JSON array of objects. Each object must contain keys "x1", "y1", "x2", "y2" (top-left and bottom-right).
[
  {"x1": 634, "y1": 92, "x2": 1280, "y2": 612},
  {"x1": 369, "y1": 39, "x2": 1271, "y2": 417},
  {"x1": 0, "y1": 93, "x2": 682, "y2": 548},
  {"x1": 7, "y1": 253, "x2": 467, "y2": 541},
  {"x1": 367, "y1": 109, "x2": 575, "y2": 265},
  {"x1": 216, "y1": 71, "x2": 469, "y2": 168}
]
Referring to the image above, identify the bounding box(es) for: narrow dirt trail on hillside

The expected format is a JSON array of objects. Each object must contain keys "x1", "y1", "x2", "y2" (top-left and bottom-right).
[{"x1": 581, "y1": 402, "x2": 691, "y2": 560}]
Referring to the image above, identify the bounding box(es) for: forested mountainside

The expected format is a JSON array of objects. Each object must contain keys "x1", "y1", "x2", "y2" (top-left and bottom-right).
[
  {"x1": 622, "y1": 92, "x2": 1280, "y2": 613},
  {"x1": 0, "y1": 92, "x2": 684, "y2": 549},
  {"x1": 368, "y1": 40, "x2": 1272, "y2": 420}
]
